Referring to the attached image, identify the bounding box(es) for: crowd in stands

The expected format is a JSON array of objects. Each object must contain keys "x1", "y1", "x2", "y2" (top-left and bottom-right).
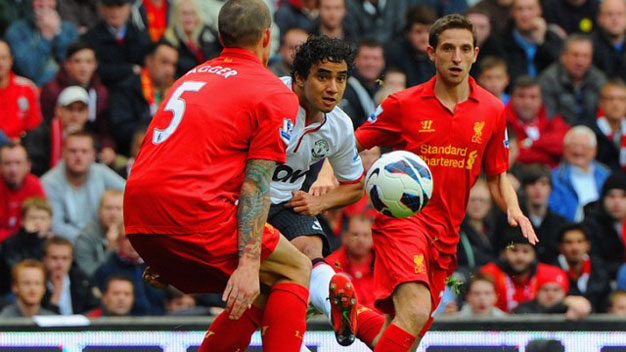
[{"x1": 2, "y1": 0, "x2": 626, "y2": 320}]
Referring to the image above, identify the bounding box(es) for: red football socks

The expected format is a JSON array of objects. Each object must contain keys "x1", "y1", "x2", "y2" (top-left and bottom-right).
[
  {"x1": 261, "y1": 282, "x2": 309, "y2": 352},
  {"x1": 374, "y1": 323, "x2": 417, "y2": 352},
  {"x1": 198, "y1": 304, "x2": 263, "y2": 352},
  {"x1": 355, "y1": 304, "x2": 385, "y2": 349}
]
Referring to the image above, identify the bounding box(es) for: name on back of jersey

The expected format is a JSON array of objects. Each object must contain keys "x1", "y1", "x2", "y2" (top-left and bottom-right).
[{"x1": 186, "y1": 64, "x2": 238, "y2": 78}]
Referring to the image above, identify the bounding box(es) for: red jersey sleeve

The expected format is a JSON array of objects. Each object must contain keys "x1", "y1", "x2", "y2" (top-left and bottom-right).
[
  {"x1": 248, "y1": 91, "x2": 299, "y2": 163},
  {"x1": 482, "y1": 108, "x2": 509, "y2": 176},
  {"x1": 355, "y1": 94, "x2": 403, "y2": 149}
]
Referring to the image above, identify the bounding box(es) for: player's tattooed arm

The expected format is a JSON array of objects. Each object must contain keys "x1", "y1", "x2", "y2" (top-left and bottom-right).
[{"x1": 237, "y1": 158, "x2": 277, "y2": 261}]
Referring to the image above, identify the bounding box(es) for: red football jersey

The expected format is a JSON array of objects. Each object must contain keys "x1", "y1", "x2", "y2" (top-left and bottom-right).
[
  {"x1": 356, "y1": 77, "x2": 509, "y2": 254},
  {"x1": 0, "y1": 174, "x2": 46, "y2": 242},
  {"x1": 0, "y1": 73, "x2": 42, "y2": 140},
  {"x1": 124, "y1": 48, "x2": 299, "y2": 258}
]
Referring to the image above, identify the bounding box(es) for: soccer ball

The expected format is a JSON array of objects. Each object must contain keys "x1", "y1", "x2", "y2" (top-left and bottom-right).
[{"x1": 365, "y1": 150, "x2": 433, "y2": 218}]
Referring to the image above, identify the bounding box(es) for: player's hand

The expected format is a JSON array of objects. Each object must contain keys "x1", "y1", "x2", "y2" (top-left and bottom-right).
[
  {"x1": 222, "y1": 261, "x2": 260, "y2": 320},
  {"x1": 142, "y1": 266, "x2": 168, "y2": 289},
  {"x1": 286, "y1": 190, "x2": 325, "y2": 216},
  {"x1": 507, "y1": 208, "x2": 539, "y2": 245},
  {"x1": 309, "y1": 174, "x2": 339, "y2": 196}
]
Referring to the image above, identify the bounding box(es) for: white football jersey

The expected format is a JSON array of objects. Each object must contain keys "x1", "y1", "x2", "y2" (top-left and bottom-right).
[{"x1": 270, "y1": 77, "x2": 364, "y2": 204}]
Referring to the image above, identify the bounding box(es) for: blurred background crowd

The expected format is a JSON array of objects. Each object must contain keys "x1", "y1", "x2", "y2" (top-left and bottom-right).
[{"x1": 2, "y1": 0, "x2": 626, "y2": 321}]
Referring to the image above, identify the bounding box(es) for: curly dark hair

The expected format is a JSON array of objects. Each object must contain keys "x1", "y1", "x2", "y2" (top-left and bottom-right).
[{"x1": 291, "y1": 35, "x2": 355, "y2": 80}]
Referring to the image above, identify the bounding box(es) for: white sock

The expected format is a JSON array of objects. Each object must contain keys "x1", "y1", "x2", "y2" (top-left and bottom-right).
[
  {"x1": 300, "y1": 345, "x2": 312, "y2": 352},
  {"x1": 309, "y1": 262, "x2": 335, "y2": 320}
]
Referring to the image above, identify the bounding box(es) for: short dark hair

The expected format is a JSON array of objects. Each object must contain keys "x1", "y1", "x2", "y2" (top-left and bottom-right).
[
  {"x1": 42, "y1": 236, "x2": 73, "y2": 257},
  {"x1": 66, "y1": 40, "x2": 95, "y2": 60},
  {"x1": 429, "y1": 14, "x2": 477, "y2": 50},
  {"x1": 520, "y1": 163, "x2": 552, "y2": 189},
  {"x1": 218, "y1": 0, "x2": 271, "y2": 48},
  {"x1": 147, "y1": 41, "x2": 178, "y2": 58},
  {"x1": 0, "y1": 142, "x2": 28, "y2": 163},
  {"x1": 65, "y1": 130, "x2": 96, "y2": 150},
  {"x1": 563, "y1": 33, "x2": 592, "y2": 54},
  {"x1": 292, "y1": 35, "x2": 355, "y2": 80},
  {"x1": 465, "y1": 5, "x2": 490, "y2": 18},
  {"x1": 512, "y1": 75, "x2": 540, "y2": 92},
  {"x1": 357, "y1": 37, "x2": 383, "y2": 54},
  {"x1": 478, "y1": 56, "x2": 507, "y2": 75},
  {"x1": 105, "y1": 274, "x2": 134, "y2": 294},
  {"x1": 405, "y1": 4, "x2": 438, "y2": 31},
  {"x1": 557, "y1": 223, "x2": 589, "y2": 243}
]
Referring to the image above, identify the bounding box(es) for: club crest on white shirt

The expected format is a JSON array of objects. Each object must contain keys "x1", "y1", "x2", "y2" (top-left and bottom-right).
[{"x1": 311, "y1": 139, "x2": 330, "y2": 158}]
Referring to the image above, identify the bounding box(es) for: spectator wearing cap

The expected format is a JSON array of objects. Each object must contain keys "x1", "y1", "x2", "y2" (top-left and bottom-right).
[
  {"x1": 594, "y1": 80, "x2": 626, "y2": 171},
  {"x1": 540, "y1": 34, "x2": 607, "y2": 126},
  {"x1": 41, "y1": 131, "x2": 125, "y2": 243},
  {"x1": 5, "y1": 0, "x2": 79, "y2": 86},
  {"x1": 0, "y1": 40, "x2": 43, "y2": 142},
  {"x1": 83, "y1": 0, "x2": 152, "y2": 88},
  {"x1": 505, "y1": 76, "x2": 570, "y2": 168},
  {"x1": 513, "y1": 267, "x2": 592, "y2": 320},
  {"x1": 383, "y1": 4, "x2": 436, "y2": 88},
  {"x1": 25, "y1": 86, "x2": 91, "y2": 176},
  {"x1": 458, "y1": 272, "x2": 507, "y2": 317},
  {"x1": 109, "y1": 42, "x2": 178, "y2": 155},
  {"x1": 557, "y1": 223, "x2": 611, "y2": 312},
  {"x1": 40, "y1": 41, "x2": 110, "y2": 136},
  {"x1": 515, "y1": 164, "x2": 568, "y2": 264},
  {"x1": 549, "y1": 126, "x2": 610, "y2": 222},
  {"x1": 162, "y1": 0, "x2": 221, "y2": 78},
  {"x1": 480, "y1": 227, "x2": 570, "y2": 312},
  {"x1": 0, "y1": 144, "x2": 46, "y2": 242},
  {"x1": 584, "y1": 170, "x2": 626, "y2": 277}
]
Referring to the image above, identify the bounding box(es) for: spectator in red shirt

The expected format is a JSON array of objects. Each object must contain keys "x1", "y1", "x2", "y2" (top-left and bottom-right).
[
  {"x1": 0, "y1": 143, "x2": 46, "y2": 242},
  {"x1": 326, "y1": 213, "x2": 377, "y2": 310},
  {"x1": 0, "y1": 40, "x2": 43, "y2": 141},
  {"x1": 506, "y1": 75, "x2": 570, "y2": 167},
  {"x1": 480, "y1": 228, "x2": 570, "y2": 312},
  {"x1": 133, "y1": 0, "x2": 170, "y2": 42}
]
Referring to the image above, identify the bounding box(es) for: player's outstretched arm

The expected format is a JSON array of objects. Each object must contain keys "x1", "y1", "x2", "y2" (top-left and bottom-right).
[
  {"x1": 287, "y1": 178, "x2": 364, "y2": 216},
  {"x1": 486, "y1": 172, "x2": 539, "y2": 245},
  {"x1": 223, "y1": 158, "x2": 277, "y2": 320}
]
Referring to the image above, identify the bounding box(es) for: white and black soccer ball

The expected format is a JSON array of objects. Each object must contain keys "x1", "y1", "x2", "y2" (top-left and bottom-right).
[{"x1": 365, "y1": 150, "x2": 433, "y2": 218}]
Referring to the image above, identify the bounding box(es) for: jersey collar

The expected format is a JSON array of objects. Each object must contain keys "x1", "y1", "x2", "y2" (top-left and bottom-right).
[
  {"x1": 220, "y1": 48, "x2": 263, "y2": 66},
  {"x1": 421, "y1": 76, "x2": 480, "y2": 102}
]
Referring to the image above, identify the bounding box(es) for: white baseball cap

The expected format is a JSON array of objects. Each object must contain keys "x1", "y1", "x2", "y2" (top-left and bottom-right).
[{"x1": 57, "y1": 86, "x2": 89, "y2": 107}]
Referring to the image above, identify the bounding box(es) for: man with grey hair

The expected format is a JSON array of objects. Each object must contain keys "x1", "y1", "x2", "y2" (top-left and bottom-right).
[
  {"x1": 539, "y1": 34, "x2": 607, "y2": 125},
  {"x1": 549, "y1": 125, "x2": 611, "y2": 221}
]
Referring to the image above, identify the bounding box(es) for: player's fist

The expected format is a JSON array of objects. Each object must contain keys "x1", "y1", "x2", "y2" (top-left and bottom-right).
[
  {"x1": 286, "y1": 190, "x2": 325, "y2": 216},
  {"x1": 309, "y1": 174, "x2": 339, "y2": 196},
  {"x1": 142, "y1": 266, "x2": 168, "y2": 289}
]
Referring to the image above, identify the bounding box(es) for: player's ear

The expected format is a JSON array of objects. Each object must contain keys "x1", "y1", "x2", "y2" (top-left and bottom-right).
[
  {"x1": 427, "y1": 45, "x2": 435, "y2": 62},
  {"x1": 262, "y1": 27, "x2": 271, "y2": 48},
  {"x1": 294, "y1": 72, "x2": 306, "y2": 87}
]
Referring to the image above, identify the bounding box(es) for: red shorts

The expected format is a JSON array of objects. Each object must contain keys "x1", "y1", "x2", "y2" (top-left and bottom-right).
[
  {"x1": 127, "y1": 223, "x2": 280, "y2": 294},
  {"x1": 372, "y1": 219, "x2": 456, "y2": 336}
]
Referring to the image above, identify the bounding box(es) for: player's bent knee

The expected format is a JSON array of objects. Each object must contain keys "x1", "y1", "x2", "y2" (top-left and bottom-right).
[
  {"x1": 291, "y1": 236, "x2": 323, "y2": 260},
  {"x1": 392, "y1": 282, "x2": 432, "y2": 333},
  {"x1": 291, "y1": 251, "x2": 312, "y2": 287}
]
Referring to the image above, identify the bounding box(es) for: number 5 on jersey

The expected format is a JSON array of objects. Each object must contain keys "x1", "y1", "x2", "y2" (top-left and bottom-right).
[{"x1": 153, "y1": 81, "x2": 207, "y2": 144}]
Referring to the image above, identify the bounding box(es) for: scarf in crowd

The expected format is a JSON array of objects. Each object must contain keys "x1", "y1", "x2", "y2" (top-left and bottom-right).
[
  {"x1": 49, "y1": 118, "x2": 64, "y2": 169},
  {"x1": 597, "y1": 114, "x2": 626, "y2": 169},
  {"x1": 140, "y1": 68, "x2": 159, "y2": 115},
  {"x1": 144, "y1": 0, "x2": 168, "y2": 42},
  {"x1": 558, "y1": 253, "x2": 591, "y2": 294}
]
